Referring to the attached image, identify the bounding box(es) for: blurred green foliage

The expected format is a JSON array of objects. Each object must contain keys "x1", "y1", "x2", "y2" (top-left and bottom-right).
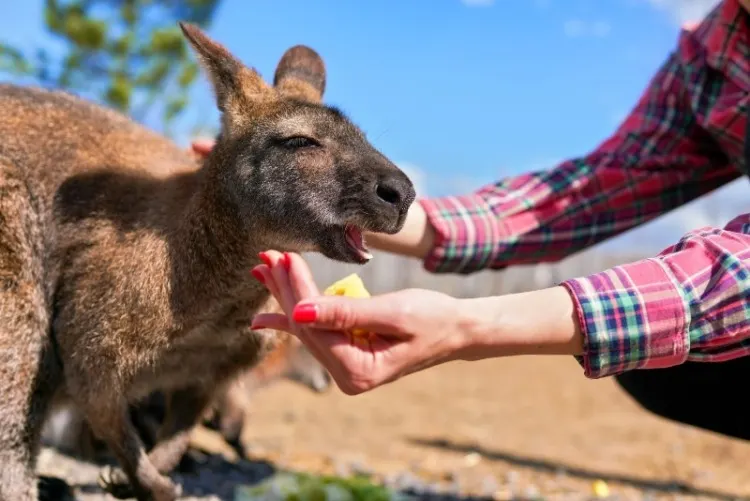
[
  {"x1": 0, "y1": 0, "x2": 221, "y2": 135},
  {"x1": 236, "y1": 471, "x2": 417, "y2": 501}
]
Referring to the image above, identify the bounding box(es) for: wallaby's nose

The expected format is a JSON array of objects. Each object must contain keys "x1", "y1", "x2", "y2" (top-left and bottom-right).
[{"x1": 374, "y1": 172, "x2": 416, "y2": 212}]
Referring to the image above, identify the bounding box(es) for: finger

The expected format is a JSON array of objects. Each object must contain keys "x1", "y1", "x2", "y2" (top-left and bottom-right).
[
  {"x1": 285, "y1": 252, "x2": 321, "y2": 301},
  {"x1": 191, "y1": 138, "x2": 215, "y2": 157},
  {"x1": 266, "y1": 251, "x2": 300, "y2": 317},
  {"x1": 251, "y1": 264, "x2": 285, "y2": 310},
  {"x1": 253, "y1": 262, "x2": 334, "y2": 367},
  {"x1": 254, "y1": 254, "x2": 345, "y2": 381},
  {"x1": 259, "y1": 250, "x2": 298, "y2": 313},
  {"x1": 291, "y1": 294, "x2": 407, "y2": 336},
  {"x1": 250, "y1": 313, "x2": 290, "y2": 332},
  {"x1": 258, "y1": 252, "x2": 337, "y2": 361}
]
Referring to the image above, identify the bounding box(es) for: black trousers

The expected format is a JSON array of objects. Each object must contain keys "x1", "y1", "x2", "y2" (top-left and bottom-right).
[{"x1": 614, "y1": 356, "x2": 750, "y2": 441}]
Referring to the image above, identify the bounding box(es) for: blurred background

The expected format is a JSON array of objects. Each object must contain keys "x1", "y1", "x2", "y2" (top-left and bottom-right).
[{"x1": 5, "y1": 1, "x2": 750, "y2": 500}]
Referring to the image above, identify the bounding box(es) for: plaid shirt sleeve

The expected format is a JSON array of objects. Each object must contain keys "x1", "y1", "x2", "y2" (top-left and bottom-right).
[
  {"x1": 561, "y1": 214, "x2": 750, "y2": 378},
  {"x1": 417, "y1": 47, "x2": 746, "y2": 378},
  {"x1": 419, "y1": 51, "x2": 738, "y2": 274}
]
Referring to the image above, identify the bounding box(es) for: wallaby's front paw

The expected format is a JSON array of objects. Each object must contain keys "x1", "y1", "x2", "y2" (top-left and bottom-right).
[
  {"x1": 98, "y1": 465, "x2": 135, "y2": 499},
  {"x1": 153, "y1": 480, "x2": 182, "y2": 501},
  {"x1": 97, "y1": 465, "x2": 181, "y2": 501}
]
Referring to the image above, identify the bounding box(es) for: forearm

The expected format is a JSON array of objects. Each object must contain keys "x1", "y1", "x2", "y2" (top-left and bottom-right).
[
  {"x1": 452, "y1": 213, "x2": 750, "y2": 377},
  {"x1": 365, "y1": 202, "x2": 435, "y2": 260},
  {"x1": 455, "y1": 286, "x2": 584, "y2": 360},
  {"x1": 369, "y1": 50, "x2": 736, "y2": 275}
]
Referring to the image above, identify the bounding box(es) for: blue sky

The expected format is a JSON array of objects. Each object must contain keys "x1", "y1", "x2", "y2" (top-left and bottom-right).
[
  {"x1": 196, "y1": 0, "x2": 687, "y2": 193},
  {"x1": 3, "y1": 0, "x2": 742, "y2": 253}
]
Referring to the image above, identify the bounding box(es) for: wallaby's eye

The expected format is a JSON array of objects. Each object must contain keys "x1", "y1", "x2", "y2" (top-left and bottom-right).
[{"x1": 281, "y1": 136, "x2": 321, "y2": 149}]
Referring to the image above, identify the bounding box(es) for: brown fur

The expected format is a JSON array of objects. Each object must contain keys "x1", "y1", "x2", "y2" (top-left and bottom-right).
[
  {"x1": 0, "y1": 21, "x2": 414, "y2": 501},
  {"x1": 39, "y1": 40, "x2": 332, "y2": 468},
  {"x1": 41, "y1": 330, "x2": 331, "y2": 463},
  {"x1": 273, "y1": 45, "x2": 327, "y2": 103},
  {"x1": 207, "y1": 328, "x2": 332, "y2": 448}
]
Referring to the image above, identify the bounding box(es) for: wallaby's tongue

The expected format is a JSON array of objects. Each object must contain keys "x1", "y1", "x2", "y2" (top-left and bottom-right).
[{"x1": 345, "y1": 225, "x2": 372, "y2": 261}]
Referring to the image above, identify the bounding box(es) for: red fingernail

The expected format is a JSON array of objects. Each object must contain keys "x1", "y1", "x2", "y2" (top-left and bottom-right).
[
  {"x1": 258, "y1": 252, "x2": 272, "y2": 267},
  {"x1": 282, "y1": 252, "x2": 291, "y2": 271},
  {"x1": 292, "y1": 303, "x2": 318, "y2": 323},
  {"x1": 250, "y1": 268, "x2": 265, "y2": 284}
]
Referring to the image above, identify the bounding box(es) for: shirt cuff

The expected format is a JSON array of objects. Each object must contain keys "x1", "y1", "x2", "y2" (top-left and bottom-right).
[
  {"x1": 418, "y1": 193, "x2": 509, "y2": 274},
  {"x1": 560, "y1": 258, "x2": 691, "y2": 379}
]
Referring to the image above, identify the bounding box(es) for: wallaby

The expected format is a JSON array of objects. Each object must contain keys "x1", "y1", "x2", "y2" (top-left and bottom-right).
[
  {"x1": 137, "y1": 332, "x2": 333, "y2": 463},
  {"x1": 0, "y1": 20, "x2": 414, "y2": 501},
  {"x1": 41, "y1": 332, "x2": 332, "y2": 463},
  {"x1": 208, "y1": 331, "x2": 333, "y2": 446},
  {"x1": 38, "y1": 44, "x2": 333, "y2": 468}
]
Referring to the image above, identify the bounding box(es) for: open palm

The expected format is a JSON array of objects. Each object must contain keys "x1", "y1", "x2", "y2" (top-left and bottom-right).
[{"x1": 250, "y1": 251, "x2": 465, "y2": 394}]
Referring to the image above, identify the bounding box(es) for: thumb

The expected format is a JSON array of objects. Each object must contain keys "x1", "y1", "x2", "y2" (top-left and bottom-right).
[{"x1": 291, "y1": 295, "x2": 405, "y2": 335}]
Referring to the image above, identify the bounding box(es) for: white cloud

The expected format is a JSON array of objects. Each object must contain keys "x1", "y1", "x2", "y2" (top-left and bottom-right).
[
  {"x1": 591, "y1": 21, "x2": 613, "y2": 37},
  {"x1": 644, "y1": 0, "x2": 720, "y2": 25},
  {"x1": 396, "y1": 162, "x2": 427, "y2": 197},
  {"x1": 460, "y1": 0, "x2": 495, "y2": 6},
  {"x1": 563, "y1": 19, "x2": 612, "y2": 38}
]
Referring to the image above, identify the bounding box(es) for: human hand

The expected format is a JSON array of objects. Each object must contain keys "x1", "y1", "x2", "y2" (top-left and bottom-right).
[{"x1": 249, "y1": 251, "x2": 469, "y2": 395}]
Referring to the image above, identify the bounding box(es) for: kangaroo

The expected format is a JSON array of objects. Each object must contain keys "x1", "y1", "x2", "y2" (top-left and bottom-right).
[{"x1": 0, "y1": 21, "x2": 414, "y2": 501}]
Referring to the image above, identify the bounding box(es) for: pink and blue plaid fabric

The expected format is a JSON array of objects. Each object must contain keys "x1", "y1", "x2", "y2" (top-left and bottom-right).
[{"x1": 418, "y1": 0, "x2": 750, "y2": 378}]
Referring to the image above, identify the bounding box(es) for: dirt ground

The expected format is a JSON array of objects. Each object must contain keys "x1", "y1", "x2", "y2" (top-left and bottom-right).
[
  {"x1": 37, "y1": 355, "x2": 750, "y2": 501},
  {"x1": 233, "y1": 355, "x2": 750, "y2": 501}
]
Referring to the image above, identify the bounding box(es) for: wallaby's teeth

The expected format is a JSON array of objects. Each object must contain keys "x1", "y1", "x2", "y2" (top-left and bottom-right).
[{"x1": 344, "y1": 225, "x2": 372, "y2": 261}]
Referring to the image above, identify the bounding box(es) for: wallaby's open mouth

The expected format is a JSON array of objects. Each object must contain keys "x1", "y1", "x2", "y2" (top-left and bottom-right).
[{"x1": 344, "y1": 225, "x2": 373, "y2": 262}]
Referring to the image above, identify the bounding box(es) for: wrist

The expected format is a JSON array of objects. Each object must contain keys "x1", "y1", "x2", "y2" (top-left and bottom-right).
[
  {"x1": 365, "y1": 201, "x2": 435, "y2": 259},
  {"x1": 454, "y1": 286, "x2": 585, "y2": 361}
]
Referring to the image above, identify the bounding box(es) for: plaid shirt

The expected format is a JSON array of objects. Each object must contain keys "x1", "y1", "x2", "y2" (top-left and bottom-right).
[{"x1": 419, "y1": 0, "x2": 750, "y2": 379}]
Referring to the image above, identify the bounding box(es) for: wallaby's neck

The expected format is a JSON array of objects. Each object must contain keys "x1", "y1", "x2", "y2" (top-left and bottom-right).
[{"x1": 167, "y1": 160, "x2": 267, "y2": 323}]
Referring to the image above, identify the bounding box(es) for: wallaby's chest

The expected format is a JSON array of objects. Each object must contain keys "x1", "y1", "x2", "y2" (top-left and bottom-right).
[{"x1": 128, "y1": 319, "x2": 276, "y2": 401}]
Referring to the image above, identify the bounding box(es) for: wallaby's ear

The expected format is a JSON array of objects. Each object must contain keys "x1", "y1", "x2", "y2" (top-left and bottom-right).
[
  {"x1": 273, "y1": 45, "x2": 326, "y2": 104},
  {"x1": 179, "y1": 22, "x2": 273, "y2": 120}
]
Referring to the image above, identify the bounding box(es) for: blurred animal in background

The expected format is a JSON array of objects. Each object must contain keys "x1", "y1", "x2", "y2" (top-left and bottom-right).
[{"x1": 40, "y1": 333, "x2": 332, "y2": 464}]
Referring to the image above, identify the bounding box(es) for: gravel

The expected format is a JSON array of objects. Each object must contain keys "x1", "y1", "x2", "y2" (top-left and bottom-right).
[
  {"x1": 37, "y1": 446, "x2": 276, "y2": 501},
  {"x1": 36, "y1": 445, "x2": 621, "y2": 501}
]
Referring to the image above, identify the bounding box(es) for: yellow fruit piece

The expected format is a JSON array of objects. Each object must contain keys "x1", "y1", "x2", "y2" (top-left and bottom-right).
[
  {"x1": 323, "y1": 273, "x2": 372, "y2": 338},
  {"x1": 592, "y1": 480, "x2": 609, "y2": 498},
  {"x1": 323, "y1": 273, "x2": 371, "y2": 298}
]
